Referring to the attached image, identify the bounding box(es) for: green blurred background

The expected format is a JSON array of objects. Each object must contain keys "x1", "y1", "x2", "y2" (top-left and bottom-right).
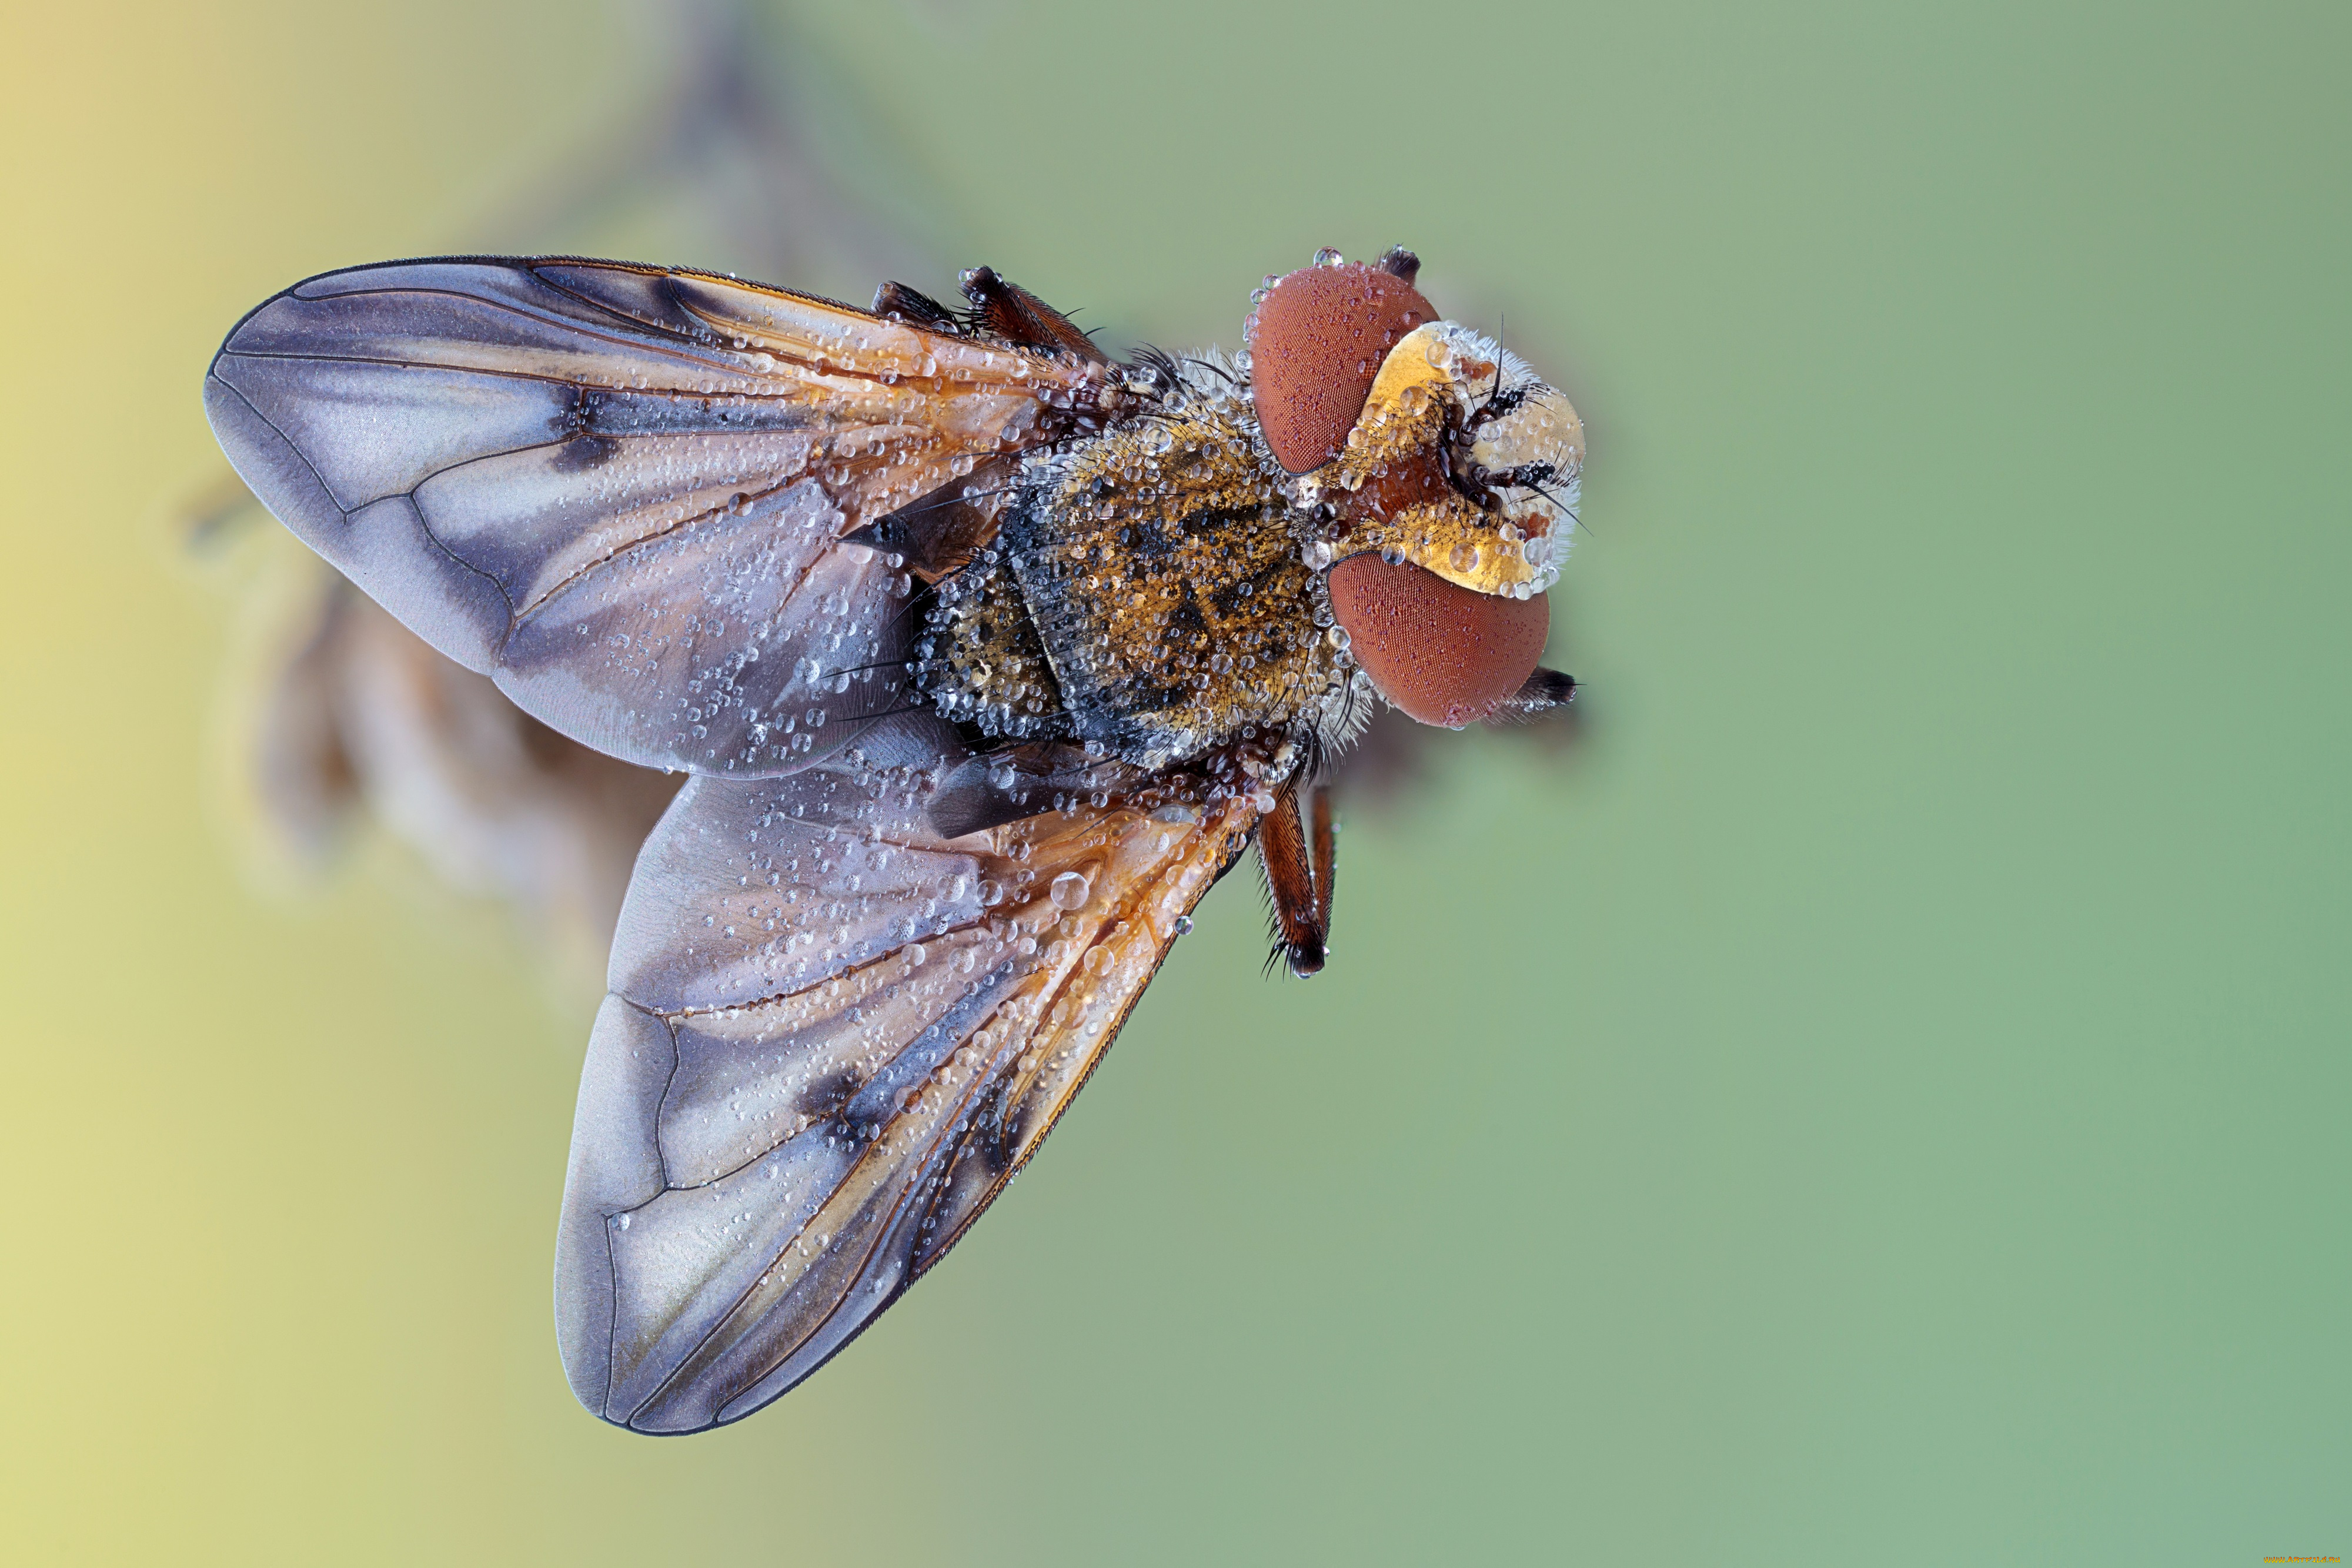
[{"x1": 4, "y1": 0, "x2": 2346, "y2": 1562}]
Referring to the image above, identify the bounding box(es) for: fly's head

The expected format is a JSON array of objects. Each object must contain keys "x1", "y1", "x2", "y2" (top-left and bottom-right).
[{"x1": 1245, "y1": 250, "x2": 1583, "y2": 729}]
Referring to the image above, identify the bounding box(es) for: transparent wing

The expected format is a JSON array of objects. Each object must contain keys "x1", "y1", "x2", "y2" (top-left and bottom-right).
[
  {"x1": 556, "y1": 714, "x2": 1259, "y2": 1432},
  {"x1": 203, "y1": 257, "x2": 1112, "y2": 776}
]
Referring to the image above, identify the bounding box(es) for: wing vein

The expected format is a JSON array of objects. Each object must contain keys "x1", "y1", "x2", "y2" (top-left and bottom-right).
[
  {"x1": 626, "y1": 961, "x2": 1030, "y2": 1425},
  {"x1": 246, "y1": 281, "x2": 804, "y2": 382},
  {"x1": 206, "y1": 373, "x2": 349, "y2": 520},
  {"x1": 720, "y1": 963, "x2": 1035, "y2": 1408},
  {"x1": 216, "y1": 347, "x2": 810, "y2": 401}
]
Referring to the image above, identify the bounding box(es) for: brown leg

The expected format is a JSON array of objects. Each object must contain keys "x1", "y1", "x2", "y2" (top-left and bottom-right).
[
  {"x1": 1308, "y1": 780, "x2": 1337, "y2": 937},
  {"x1": 870, "y1": 280, "x2": 961, "y2": 333},
  {"x1": 1258, "y1": 779, "x2": 1338, "y2": 977},
  {"x1": 957, "y1": 267, "x2": 1108, "y2": 363}
]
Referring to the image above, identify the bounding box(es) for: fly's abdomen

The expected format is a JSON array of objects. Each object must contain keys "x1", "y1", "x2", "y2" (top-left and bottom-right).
[{"x1": 914, "y1": 547, "x2": 1071, "y2": 740}]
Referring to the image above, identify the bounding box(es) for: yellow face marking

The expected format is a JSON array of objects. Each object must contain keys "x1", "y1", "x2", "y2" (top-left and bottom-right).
[{"x1": 1305, "y1": 322, "x2": 1583, "y2": 600}]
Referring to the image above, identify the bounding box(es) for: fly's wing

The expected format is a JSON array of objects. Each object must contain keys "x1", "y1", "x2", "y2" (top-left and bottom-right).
[
  {"x1": 204, "y1": 258, "x2": 1112, "y2": 777},
  {"x1": 557, "y1": 714, "x2": 1259, "y2": 1432}
]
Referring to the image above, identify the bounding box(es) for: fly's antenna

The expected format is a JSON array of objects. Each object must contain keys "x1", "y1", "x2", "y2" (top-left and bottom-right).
[{"x1": 1478, "y1": 312, "x2": 1509, "y2": 421}]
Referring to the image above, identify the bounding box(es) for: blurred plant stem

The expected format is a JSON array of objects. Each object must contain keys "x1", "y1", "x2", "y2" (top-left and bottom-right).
[{"x1": 188, "y1": 0, "x2": 950, "y2": 976}]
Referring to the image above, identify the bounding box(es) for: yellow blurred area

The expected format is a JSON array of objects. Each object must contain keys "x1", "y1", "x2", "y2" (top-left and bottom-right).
[{"x1": 4, "y1": 1, "x2": 2348, "y2": 1564}]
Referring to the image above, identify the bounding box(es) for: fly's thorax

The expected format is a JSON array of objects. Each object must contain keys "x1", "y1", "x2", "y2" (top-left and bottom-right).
[
  {"x1": 920, "y1": 385, "x2": 1353, "y2": 771},
  {"x1": 1295, "y1": 321, "x2": 1582, "y2": 602}
]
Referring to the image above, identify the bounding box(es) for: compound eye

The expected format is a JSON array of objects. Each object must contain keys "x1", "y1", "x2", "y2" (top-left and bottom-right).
[
  {"x1": 1328, "y1": 554, "x2": 1549, "y2": 728},
  {"x1": 1247, "y1": 262, "x2": 1436, "y2": 473}
]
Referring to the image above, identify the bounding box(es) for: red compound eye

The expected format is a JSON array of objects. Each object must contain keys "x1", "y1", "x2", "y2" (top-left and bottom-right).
[
  {"x1": 1328, "y1": 554, "x2": 1549, "y2": 728},
  {"x1": 1247, "y1": 262, "x2": 1436, "y2": 473}
]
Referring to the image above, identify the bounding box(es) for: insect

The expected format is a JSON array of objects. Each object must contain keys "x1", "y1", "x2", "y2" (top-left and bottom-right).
[{"x1": 205, "y1": 246, "x2": 1585, "y2": 1432}]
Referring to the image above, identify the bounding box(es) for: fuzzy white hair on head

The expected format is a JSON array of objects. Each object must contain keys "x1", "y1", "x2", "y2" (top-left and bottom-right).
[{"x1": 1435, "y1": 327, "x2": 1584, "y2": 591}]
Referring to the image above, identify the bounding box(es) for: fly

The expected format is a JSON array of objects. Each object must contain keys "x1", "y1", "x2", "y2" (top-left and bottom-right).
[{"x1": 205, "y1": 245, "x2": 1586, "y2": 1432}]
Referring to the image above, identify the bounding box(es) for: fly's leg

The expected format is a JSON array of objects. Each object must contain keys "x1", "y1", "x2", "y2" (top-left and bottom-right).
[
  {"x1": 1308, "y1": 781, "x2": 1337, "y2": 938},
  {"x1": 958, "y1": 268, "x2": 1107, "y2": 363},
  {"x1": 1257, "y1": 778, "x2": 1337, "y2": 978}
]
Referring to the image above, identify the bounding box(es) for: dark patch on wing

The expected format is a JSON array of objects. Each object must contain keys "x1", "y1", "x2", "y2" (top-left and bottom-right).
[
  {"x1": 552, "y1": 432, "x2": 620, "y2": 472},
  {"x1": 795, "y1": 1066, "x2": 863, "y2": 1125}
]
